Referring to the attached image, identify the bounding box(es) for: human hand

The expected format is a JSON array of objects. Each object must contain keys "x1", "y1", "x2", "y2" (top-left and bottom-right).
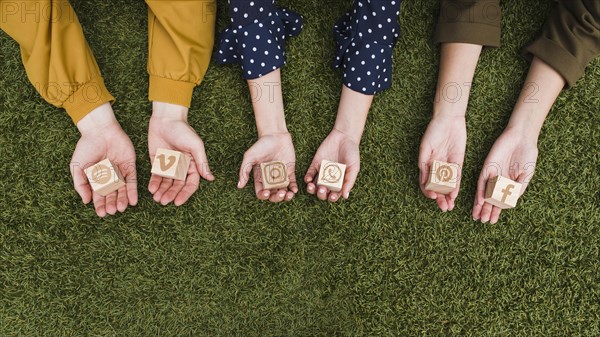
[
  {"x1": 418, "y1": 114, "x2": 467, "y2": 211},
  {"x1": 238, "y1": 132, "x2": 298, "y2": 203},
  {"x1": 71, "y1": 103, "x2": 138, "y2": 217},
  {"x1": 473, "y1": 127, "x2": 538, "y2": 224},
  {"x1": 304, "y1": 129, "x2": 360, "y2": 202},
  {"x1": 148, "y1": 102, "x2": 214, "y2": 206}
]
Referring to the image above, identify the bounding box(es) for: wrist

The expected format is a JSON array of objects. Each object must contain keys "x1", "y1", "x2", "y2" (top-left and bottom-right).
[
  {"x1": 76, "y1": 103, "x2": 120, "y2": 136},
  {"x1": 332, "y1": 124, "x2": 362, "y2": 144},
  {"x1": 504, "y1": 123, "x2": 539, "y2": 145},
  {"x1": 151, "y1": 101, "x2": 189, "y2": 122},
  {"x1": 257, "y1": 124, "x2": 289, "y2": 138}
]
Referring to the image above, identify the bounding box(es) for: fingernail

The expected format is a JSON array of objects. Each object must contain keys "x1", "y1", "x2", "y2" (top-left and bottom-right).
[
  {"x1": 237, "y1": 181, "x2": 241, "y2": 188},
  {"x1": 263, "y1": 191, "x2": 269, "y2": 197},
  {"x1": 344, "y1": 192, "x2": 350, "y2": 199},
  {"x1": 319, "y1": 188, "x2": 326, "y2": 194}
]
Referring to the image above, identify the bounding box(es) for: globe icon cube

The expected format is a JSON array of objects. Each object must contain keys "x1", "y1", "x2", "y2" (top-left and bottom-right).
[
  {"x1": 84, "y1": 158, "x2": 125, "y2": 197},
  {"x1": 260, "y1": 161, "x2": 290, "y2": 190},
  {"x1": 317, "y1": 160, "x2": 346, "y2": 192},
  {"x1": 425, "y1": 160, "x2": 459, "y2": 195}
]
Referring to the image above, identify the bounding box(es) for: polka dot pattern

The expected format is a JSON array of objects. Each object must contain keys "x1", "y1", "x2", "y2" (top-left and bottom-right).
[
  {"x1": 217, "y1": 0, "x2": 303, "y2": 80},
  {"x1": 333, "y1": 0, "x2": 401, "y2": 95}
]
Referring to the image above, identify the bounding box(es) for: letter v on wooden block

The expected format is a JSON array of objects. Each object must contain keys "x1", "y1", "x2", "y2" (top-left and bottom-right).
[{"x1": 151, "y1": 148, "x2": 191, "y2": 181}]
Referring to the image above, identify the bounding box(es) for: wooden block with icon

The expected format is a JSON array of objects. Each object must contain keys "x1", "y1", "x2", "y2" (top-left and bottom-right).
[
  {"x1": 151, "y1": 148, "x2": 191, "y2": 181},
  {"x1": 317, "y1": 160, "x2": 347, "y2": 192},
  {"x1": 484, "y1": 176, "x2": 523, "y2": 209},
  {"x1": 425, "y1": 160, "x2": 459, "y2": 195},
  {"x1": 260, "y1": 161, "x2": 290, "y2": 190},
  {"x1": 84, "y1": 158, "x2": 125, "y2": 196}
]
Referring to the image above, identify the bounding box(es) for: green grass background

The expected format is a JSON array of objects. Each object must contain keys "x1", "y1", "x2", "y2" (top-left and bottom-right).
[{"x1": 1, "y1": 0, "x2": 599, "y2": 335}]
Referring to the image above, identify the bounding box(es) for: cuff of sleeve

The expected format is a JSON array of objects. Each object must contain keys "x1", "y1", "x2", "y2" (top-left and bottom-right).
[
  {"x1": 434, "y1": 22, "x2": 501, "y2": 47},
  {"x1": 523, "y1": 36, "x2": 584, "y2": 88},
  {"x1": 63, "y1": 76, "x2": 115, "y2": 125},
  {"x1": 148, "y1": 75, "x2": 196, "y2": 108},
  {"x1": 216, "y1": 8, "x2": 303, "y2": 80}
]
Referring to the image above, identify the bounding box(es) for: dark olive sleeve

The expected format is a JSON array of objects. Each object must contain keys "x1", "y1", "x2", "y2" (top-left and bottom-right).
[
  {"x1": 523, "y1": 0, "x2": 600, "y2": 88},
  {"x1": 434, "y1": 0, "x2": 502, "y2": 47}
]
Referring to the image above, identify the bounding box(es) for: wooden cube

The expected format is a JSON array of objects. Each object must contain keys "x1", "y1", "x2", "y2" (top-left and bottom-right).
[
  {"x1": 151, "y1": 148, "x2": 191, "y2": 181},
  {"x1": 84, "y1": 159, "x2": 125, "y2": 197},
  {"x1": 260, "y1": 161, "x2": 289, "y2": 190},
  {"x1": 484, "y1": 176, "x2": 523, "y2": 209},
  {"x1": 317, "y1": 160, "x2": 346, "y2": 192},
  {"x1": 425, "y1": 160, "x2": 459, "y2": 195}
]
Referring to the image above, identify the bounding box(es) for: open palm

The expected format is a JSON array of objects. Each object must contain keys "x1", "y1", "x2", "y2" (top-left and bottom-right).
[
  {"x1": 304, "y1": 129, "x2": 360, "y2": 202},
  {"x1": 419, "y1": 115, "x2": 467, "y2": 211}
]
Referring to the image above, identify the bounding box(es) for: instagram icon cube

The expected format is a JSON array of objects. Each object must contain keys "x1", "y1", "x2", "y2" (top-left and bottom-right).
[
  {"x1": 260, "y1": 161, "x2": 290, "y2": 190},
  {"x1": 425, "y1": 160, "x2": 459, "y2": 195}
]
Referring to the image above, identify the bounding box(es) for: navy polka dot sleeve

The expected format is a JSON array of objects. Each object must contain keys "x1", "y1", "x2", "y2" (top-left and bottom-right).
[
  {"x1": 216, "y1": 0, "x2": 303, "y2": 79},
  {"x1": 334, "y1": 1, "x2": 401, "y2": 95}
]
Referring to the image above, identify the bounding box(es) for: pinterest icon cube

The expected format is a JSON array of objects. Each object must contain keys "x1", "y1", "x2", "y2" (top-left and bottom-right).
[{"x1": 425, "y1": 160, "x2": 459, "y2": 195}]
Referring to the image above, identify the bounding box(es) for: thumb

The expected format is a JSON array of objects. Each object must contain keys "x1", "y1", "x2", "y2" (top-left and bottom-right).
[
  {"x1": 238, "y1": 151, "x2": 258, "y2": 189},
  {"x1": 191, "y1": 140, "x2": 214, "y2": 182}
]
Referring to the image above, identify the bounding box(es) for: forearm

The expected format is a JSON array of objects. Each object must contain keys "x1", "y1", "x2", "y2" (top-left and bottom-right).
[
  {"x1": 506, "y1": 57, "x2": 565, "y2": 142},
  {"x1": 433, "y1": 43, "x2": 483, "y2": 117},
  {"x1": 333, "y1": 85, "x2": 373, "y2": 144},
  {"x1": 248, "y1": 69, "x2": 288, "y2": 137}
]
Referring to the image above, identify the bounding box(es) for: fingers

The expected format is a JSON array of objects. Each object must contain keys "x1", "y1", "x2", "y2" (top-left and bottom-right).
[
  {"x1": 239, "y1": 151, "x2": 257, "y2": 189},
  {"x1": 253, "y1": 166, "x2": 271, "y2": 200},
  {"x1": 175, "y1": 171, "x2": 200, "y2": 206},
  {"x1": 304, "y1": 159, "x2": 320, "y2": 185},
  {"x1": 269, "y1": 188, "x2": 287, "y2": 203},
  {"x1": 479, "y1": 203, "x2": 494, "y2": 223},
  {"x1": 489, "y1": 207, "x2": 502, "y2": 224},
  {"x1": 152, "y1": 178, "x2": 173, "y2": 203},
  {"x1": 191, "y1": 142, "x2": 215, "y2": 182},
  {"x1": 92, "y1": 193, "x2": 107, "y2": 218},
  {"x1": 116, "y1": 186, "x2": 128, "y2": 213},
  {"x1": 120, "y1": 162, "x2": 138, "y2": 206},
  {"x1": 104, "y1": 190, "x2": 118, "y2": 216},
  {"x1": 71, "y1": 164, "x2": 92, "y2": 204},
  {"x1": 148, "y1": 174, "x2": 162, "y2": 194},
  {"x1": 316, "y1": 185, "x2": 329, "y2": 201},
  {"x1": 160, "y1": 179, "x2": 186, "y2": 205},
  {"x1": 341, "y1": 163, "x2": 360, "y2": 200},
  {"x1": 436, "y1": 194, "x2": 450, "y2": 212}
]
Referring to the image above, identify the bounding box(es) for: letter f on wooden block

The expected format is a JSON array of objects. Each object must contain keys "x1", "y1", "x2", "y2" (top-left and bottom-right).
[
  {"x1": 260, "y1": 161, "x2": 290, "y2": 190},
  {"x1": 425, "y1": 160, "x2": 459, "y2": 195},
  {"x1": 484, "y1": 176, "x2": 523, "y2": 209},
  {"x1": 84, "y1": 159, "x2": 125, "y2": 196},
  {"x1": 151, "y1": 148, "x2": 191, "y2": 181}
]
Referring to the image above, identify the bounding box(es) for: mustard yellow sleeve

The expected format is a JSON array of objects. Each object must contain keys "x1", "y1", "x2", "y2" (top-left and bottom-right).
[
  {"x1": 0, "y1": 0, "x2": 114, "y2": 124},
  {"x1": 146, "y1": 0, "x2": 216, "y2": 108}
]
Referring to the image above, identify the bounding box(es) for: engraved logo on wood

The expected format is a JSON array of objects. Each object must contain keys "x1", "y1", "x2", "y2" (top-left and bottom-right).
[
  {"x1": 264, "y1": 162, "x2": 286, "y2": 185},
  {"x1": 322, "y1": 163, "x2": 342, "y2": 184},
  {"x1": 91, "y1": 164, "x2": 111, "y2": 184},
  {"x1": 157, "y1": 154, "x2": 176, "y2": 172},
  {"x1": 436, "y1": 164, "x2": 453, "y2": 182}
]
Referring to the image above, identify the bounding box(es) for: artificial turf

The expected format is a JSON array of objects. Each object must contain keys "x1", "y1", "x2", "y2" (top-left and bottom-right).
[{"x1": 1, "y1": 0, "x2": 599, "y2": 335}]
